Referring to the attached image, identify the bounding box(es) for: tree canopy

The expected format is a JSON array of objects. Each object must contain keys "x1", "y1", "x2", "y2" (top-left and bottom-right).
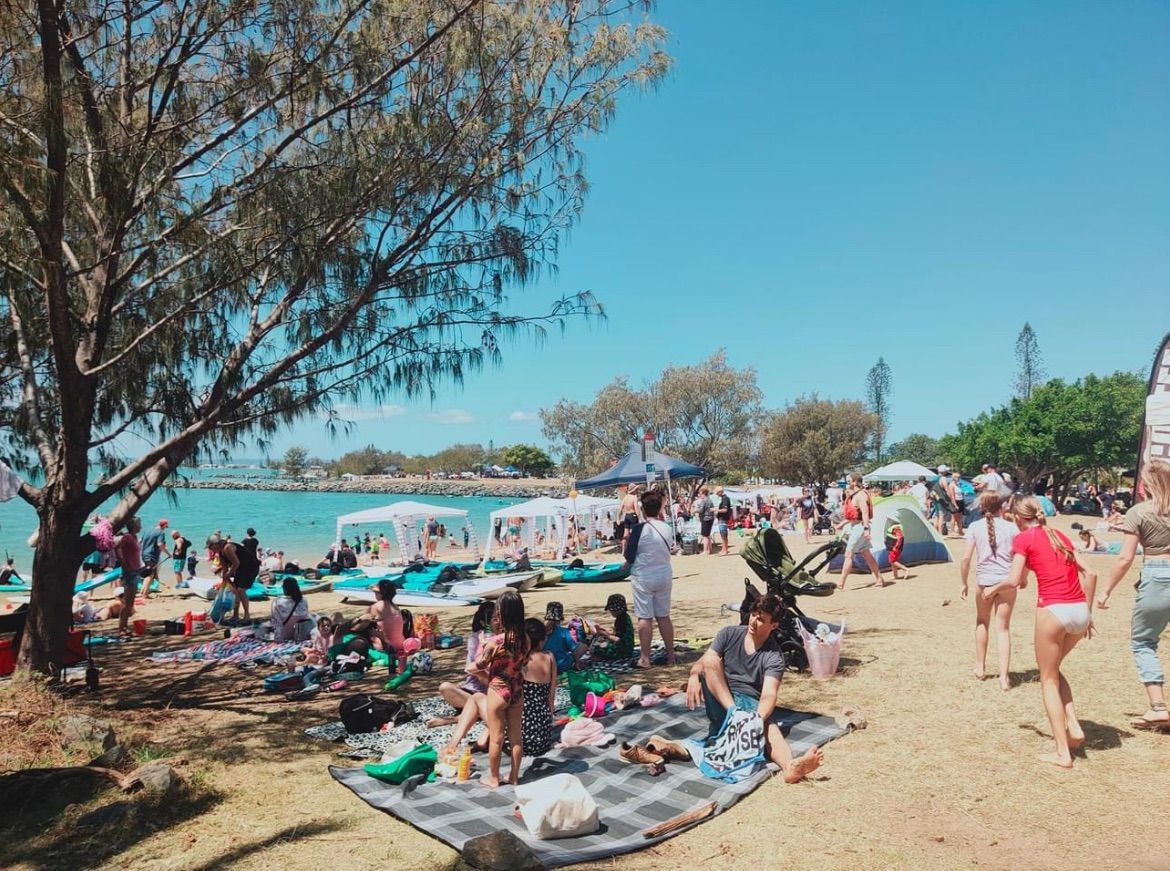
[
  {"x1": 937, "y1": 371, "x2": 1145, "y2": 497},
  {"x1": 759, "y1": 395, "x2": 880, "y2": 485},
  {"x1": 1014, "y1": 322, "x2": 1046, "y2": 400},
  {"x1": 0, "y1": 0, "x2": 668, "y2": 671},
  {"x1": 541, "y1": 351, "x2": 762, "y2": 479},
  {"x1": 881, "y1": 433, "x2": 940, "y2": 469},
  {"x1": 501, "y1": 444, "x2": 555, "y2": 477},
  {"x1": 281, "y1": 446, "x2": 309, "y2": 477}
]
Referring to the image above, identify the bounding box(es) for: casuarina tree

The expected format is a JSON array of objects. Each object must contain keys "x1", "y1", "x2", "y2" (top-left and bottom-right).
[
  {"x1": 0, "y1": 0, "x2": 668, "y2": 672},
  {"x1": 865, "y1": 357, "x2": 893, "y2": 463},
  {"x1": 1014, "y1": 322, "x2": 1046, "y2": 400}
]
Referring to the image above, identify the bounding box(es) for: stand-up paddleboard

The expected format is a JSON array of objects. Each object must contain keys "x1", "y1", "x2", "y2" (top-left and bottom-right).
[
  {"x1": 260, "y1": 579, "x2": 334, "y2": 597},
  {"x1": 340, "y1": 588, "x2": 483, "y2": 607},
  {"x1": 183, "y1": 576, "x2": 268, "y2": 601},
  {"x1": 74, "y1": 567, "x2": 123, "y2": 593}
]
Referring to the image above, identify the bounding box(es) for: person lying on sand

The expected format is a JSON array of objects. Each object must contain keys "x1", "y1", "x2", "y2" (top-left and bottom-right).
[{"x1": 686, "y1": 593, "x2": 823, "y2": 783}]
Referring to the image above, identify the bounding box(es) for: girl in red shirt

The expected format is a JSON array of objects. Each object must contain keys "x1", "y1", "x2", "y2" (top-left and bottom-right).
[{"x1": 983, "y1": 496, "x2": 1097, "y2": 768}]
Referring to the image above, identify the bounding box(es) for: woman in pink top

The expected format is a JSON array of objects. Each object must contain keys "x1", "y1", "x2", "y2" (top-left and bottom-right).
[
  {"x1": 115, "y1": 516, "x2": 144, "y2": 637},
  {"x1": 982, "y1": 496, "x2": 1097, "y2": 768},
  {"x1": 367, "y1": 579, "x2": 406, "y2": 659}
]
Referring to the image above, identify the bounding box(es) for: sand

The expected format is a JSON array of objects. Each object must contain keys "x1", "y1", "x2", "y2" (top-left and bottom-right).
[{"x1": 4, "y1": 514, "x2": 1167, "y2": 870}]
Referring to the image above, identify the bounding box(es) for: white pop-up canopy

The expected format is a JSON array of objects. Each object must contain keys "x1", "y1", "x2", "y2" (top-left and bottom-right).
[
  {"x1": 335, "y1": 500, "x2": 480, "y2": 561},
  {"x1": 486, "y1": 495, "x2": 620, "y2": 559},
  {"x1": 863, "y1": 460, "x2": 939, "y2": 483}
]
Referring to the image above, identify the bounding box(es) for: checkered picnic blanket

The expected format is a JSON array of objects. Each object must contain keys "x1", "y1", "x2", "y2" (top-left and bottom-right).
[
  {"x1": 305, "y1": 689, "x2": 574, "y2": 757},
  {"x1": 329, "y1": 694, "x2": 847, "y2": 868},
  {"x1": 146, "y1": 637, "x2": 303, "y2": 665}
]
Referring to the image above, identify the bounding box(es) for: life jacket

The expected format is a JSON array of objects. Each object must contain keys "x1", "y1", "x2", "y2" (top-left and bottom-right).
[{"x1": 843, "y1": 489, "x2": 870, "y2": 522}]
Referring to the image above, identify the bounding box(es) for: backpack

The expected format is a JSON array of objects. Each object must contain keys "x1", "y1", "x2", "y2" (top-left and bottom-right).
[{"x1": 339, "y1": 693, "x2": 417, "y2": 733}]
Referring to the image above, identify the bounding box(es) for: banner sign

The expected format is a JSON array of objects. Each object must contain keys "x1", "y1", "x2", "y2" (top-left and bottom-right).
[{"x1": 1136, "y1": 333, "x2": 1170, "y2": 501}]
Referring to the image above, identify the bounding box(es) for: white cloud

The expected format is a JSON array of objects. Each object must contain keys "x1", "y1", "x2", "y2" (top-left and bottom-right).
[
  {"x1": 322, "y1": 403, "x2": 406, "y2": 422},
  {"x1": 509, "y1": 410, "x2": 539, "y2": 422},
  {"x1": 426, "y1": 408, "x2": 475, "y2": 425}
]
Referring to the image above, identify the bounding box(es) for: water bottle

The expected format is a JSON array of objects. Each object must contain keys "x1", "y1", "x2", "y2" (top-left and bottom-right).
[{"x1": 815, "y1": 623, "x2": 831, "y2": 642}]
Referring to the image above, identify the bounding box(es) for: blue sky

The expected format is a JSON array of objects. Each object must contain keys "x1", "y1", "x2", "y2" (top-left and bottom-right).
[{"x1": 271, "y1": 0, "x2": 1170, "y2": 462}]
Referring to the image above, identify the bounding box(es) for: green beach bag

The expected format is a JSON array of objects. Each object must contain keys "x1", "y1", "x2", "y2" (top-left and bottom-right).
[{"x1": 565, "y1": 669, "x2": 615, "y2": 707}]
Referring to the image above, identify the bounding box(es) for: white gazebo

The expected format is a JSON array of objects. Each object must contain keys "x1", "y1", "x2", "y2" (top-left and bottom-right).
[
  {"x1": 863, "y1": 460, "x2": 939, "y2": 484},
  {"x1": 485, "y1": 495, "x2": 620, "y2": 559},
  {"x1": 334, "y1": 500, "x2": 480, "y2": 562}
]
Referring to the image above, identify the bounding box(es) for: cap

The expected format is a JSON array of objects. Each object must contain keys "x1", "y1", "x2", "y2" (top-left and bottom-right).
[
  {"x1": 937, "y1": 464, "x2": 949, "y2": 473},
  {"x1": 158, "y1": 518, "x2": 169, "y2": 528}
]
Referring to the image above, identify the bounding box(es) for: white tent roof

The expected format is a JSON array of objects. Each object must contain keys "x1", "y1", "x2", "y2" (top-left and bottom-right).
[
  {"x1": 337, "y1": 500, "x2": 468, "y2": 529},
  {"x1": 863, "y1": 460, "x2": 939, "y2": 483},
  {"x1": 488, "y1": 496, "x2": 619, "y2": 522}
]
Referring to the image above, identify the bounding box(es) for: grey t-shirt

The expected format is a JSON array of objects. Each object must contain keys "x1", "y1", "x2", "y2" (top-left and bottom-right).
[
  {"x1": 711, "y1": 625, "x2": 785, "y2": 700},
  {"x1": 982, "y1": 472, "x2": 1012, "y2": 498},
  {"x1": 1123, "y1": 501, "x2": 1170, "y2": 555}
]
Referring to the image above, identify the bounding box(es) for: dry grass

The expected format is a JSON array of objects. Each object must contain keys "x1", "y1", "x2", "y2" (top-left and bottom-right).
[{"x1": 2, "y1": 516, "x2": 1168, "y2": 870}]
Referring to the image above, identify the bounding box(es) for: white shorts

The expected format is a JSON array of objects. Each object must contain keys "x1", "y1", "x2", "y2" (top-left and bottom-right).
[
  {"x1": 845, "y1": 523, "x2": 872, "y2": 553},
  {"x1": 631, "y1": 575, "x2": 672, "y2": 619},
  {"x1": 1044, "y1": 601, "x2": 1091, "y2": 635}
]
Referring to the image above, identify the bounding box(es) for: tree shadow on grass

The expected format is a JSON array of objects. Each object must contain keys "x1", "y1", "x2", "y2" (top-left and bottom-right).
[
  {"x1": 183, "y1": 820, "x2": 345, "y2": 871},
  {"x1": 0, "y1": 777, "x2": 224, "y2": 871}
]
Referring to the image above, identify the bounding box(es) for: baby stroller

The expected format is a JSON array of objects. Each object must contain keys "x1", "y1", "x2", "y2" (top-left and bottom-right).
[{"x1": 739, "y1": 528, "x2": 843, "y2": 672}]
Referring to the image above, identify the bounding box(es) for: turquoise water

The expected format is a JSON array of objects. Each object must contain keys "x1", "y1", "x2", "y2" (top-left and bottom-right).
[{"x1": 0, "y1": 488, "x2": 527, "y2": 570}]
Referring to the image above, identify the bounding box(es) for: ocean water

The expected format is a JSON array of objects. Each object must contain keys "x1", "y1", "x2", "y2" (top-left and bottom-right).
[{"x1": 0, "y1": 487, "x2": 529, "y2": 570}]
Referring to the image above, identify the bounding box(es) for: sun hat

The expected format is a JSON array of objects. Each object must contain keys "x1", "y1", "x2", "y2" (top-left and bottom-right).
[
  {"x1": 604, "y1": 594, "x2": 627, "y2": 615},
  {"x1": 545, "y1": 602, "x2": 564, "y2": 622}
]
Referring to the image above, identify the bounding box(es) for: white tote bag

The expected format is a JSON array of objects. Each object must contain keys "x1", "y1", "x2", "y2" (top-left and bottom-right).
[{"x1": 513, "y1": 774, "x2": 599, "y2": 840}]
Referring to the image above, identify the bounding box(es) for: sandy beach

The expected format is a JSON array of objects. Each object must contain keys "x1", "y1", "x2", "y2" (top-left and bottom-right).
[{"x1": 3, "y1": 514, "x2": 1165, "y2": 870}]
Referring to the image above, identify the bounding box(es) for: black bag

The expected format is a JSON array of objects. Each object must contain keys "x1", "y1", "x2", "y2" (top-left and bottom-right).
[
  {"x1": 401, "y1": 609, "x2": 414, "y2": 640},
  {"x1": 339, "y1": 693, "x2": 417, "y2": 733}
]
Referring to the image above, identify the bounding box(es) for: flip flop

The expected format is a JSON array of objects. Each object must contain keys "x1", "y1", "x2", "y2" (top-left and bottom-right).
[{"x1": 1131, "y1": 715, "x2": 1170, "y2": 731}]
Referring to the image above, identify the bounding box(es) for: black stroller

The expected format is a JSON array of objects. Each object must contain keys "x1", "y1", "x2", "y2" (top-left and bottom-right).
[{"x1": 739, "y1": 528, "x2": 843, "y2": 672}]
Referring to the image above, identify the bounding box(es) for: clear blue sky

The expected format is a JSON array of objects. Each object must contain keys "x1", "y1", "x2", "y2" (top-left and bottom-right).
[{"x1": 272, "y1": 0, "x2": 1170, "y2": 462}]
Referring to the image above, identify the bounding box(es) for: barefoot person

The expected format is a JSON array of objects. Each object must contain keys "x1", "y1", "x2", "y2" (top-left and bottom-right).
[
  {"x1": 982, "y1": 496, "x2": 1097, "y2": 768},
  {"x1": 624, "y1": 489, "x2": 678, "y2": 669},
  {"x1": 1096, "y1": 459, "x2": 1170, "y2": 729},
  {"x1": 838, "y1": 474, "x2": 884, "y2": 590},
  {"x1": 960, "y1": 492, "x2": 1018, "y2": 689},
  {"x1": 685, "y1": 594, "x2": 823, "y2": 783}
]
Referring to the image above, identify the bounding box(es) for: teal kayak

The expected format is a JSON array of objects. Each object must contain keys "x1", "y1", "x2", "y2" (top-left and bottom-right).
[{"x1": 559, "y1": 563, "x2": 630, "y2": 583}]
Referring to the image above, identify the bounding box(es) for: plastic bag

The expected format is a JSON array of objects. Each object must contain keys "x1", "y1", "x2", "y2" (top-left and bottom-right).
[
  {"x1": 797, "y1": 620, "x2": 844, "y2": 679},
  {"x1": 514, "y1": 774, "x2": 599, "y2": 839},
  {"x1": 565, "y1": 668, "x2": 614, "y2": 707},
  {"x1": 209, "y1": 585, "x2": 235, "y2": 624}
]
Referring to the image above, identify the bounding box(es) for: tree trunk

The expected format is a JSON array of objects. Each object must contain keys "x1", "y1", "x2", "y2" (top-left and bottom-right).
[{"x1": 18, "y1": 504, "x2": 88, "y2": 675}]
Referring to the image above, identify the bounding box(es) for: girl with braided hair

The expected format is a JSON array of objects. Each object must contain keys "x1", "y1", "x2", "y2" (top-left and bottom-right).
[
  {"x1": 960, "y1": 492, "x2": 1018, "y2": 689},
  {"x1": 982, "y1": 496, "x2": 1097, "y2": 768}
]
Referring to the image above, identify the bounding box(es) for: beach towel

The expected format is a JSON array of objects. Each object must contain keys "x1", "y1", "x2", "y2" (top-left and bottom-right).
[
  {"x1": 147, "y1": 636, "x2": 302, "y2": 666},
  {"x1": 329, "y1": 694, "x2": 846, "y2": 868}
]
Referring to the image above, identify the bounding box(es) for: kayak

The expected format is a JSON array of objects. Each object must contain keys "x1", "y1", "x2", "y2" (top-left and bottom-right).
[
  {"x1": 535, "y1": 568, "x2": 562, "y2": 587},
  {"x1": 559, "y1": 563, "x2": 630, "y2": 583},
  {"x1": 0, "y1": 567, "x2": 124, "y2": 596},
  {"x1": 0, "y1": 583, "x2": 31, "y2": 594}
]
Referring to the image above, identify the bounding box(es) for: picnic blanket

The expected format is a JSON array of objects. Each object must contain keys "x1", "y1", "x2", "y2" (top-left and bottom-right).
[
  {"x1": 147, "y1": 636, "x2": 302, "y2": 666},
  {"x1": 306, "y1": 688, "x2": 574, "y2": 756},
  {"x1": 329, "y1": 694, "x2": 846, "y2": 867}
]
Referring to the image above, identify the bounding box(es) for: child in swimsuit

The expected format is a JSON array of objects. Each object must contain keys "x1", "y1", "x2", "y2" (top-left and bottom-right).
[{"x1": 472, "y1": 590, "x2": 530, "y2": 787}]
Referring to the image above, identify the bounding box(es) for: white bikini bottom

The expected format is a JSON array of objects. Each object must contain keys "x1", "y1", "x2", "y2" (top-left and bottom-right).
[{"x1": 1044, "y1": 601, "x2": 1090, "y2": 635}]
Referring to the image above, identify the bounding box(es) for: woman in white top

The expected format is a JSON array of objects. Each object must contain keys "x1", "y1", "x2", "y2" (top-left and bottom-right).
[
  {"x1": 624, "y1": 489, "x2": 678, "y2": 669},
  {"x1": 960, "y1": 491, "x2": 1018, "y2": 690},
  {"x1": 269, "y1": 577, "x2": 310, "y2": 641}
]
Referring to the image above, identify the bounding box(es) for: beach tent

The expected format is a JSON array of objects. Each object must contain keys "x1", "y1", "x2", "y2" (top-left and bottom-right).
[
  {"x1": 828, "y1": 495, "x2": 951, "y2": 572},
  {"x1": 485, "y1": 495, "x2": 620, "y2": 559},
  {"x1": 863, "y1": 460, "x2": 939, "y2": 483},
  {"x1": 574, "y1": 443, "x2": 705, "y2": 490},
  {"x1": 335, "y1": 500, "x2": 480, "y2": 561}
]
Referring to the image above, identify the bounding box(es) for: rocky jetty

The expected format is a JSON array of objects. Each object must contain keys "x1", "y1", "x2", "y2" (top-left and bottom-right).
[{"x1": 164, "y1": 476, "x2": 571, "y2": 499}]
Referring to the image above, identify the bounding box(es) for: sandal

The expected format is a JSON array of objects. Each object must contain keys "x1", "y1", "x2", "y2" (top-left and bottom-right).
[{"x1": 1131, "y1": 704, "x2": 1170, "y2": 730}]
